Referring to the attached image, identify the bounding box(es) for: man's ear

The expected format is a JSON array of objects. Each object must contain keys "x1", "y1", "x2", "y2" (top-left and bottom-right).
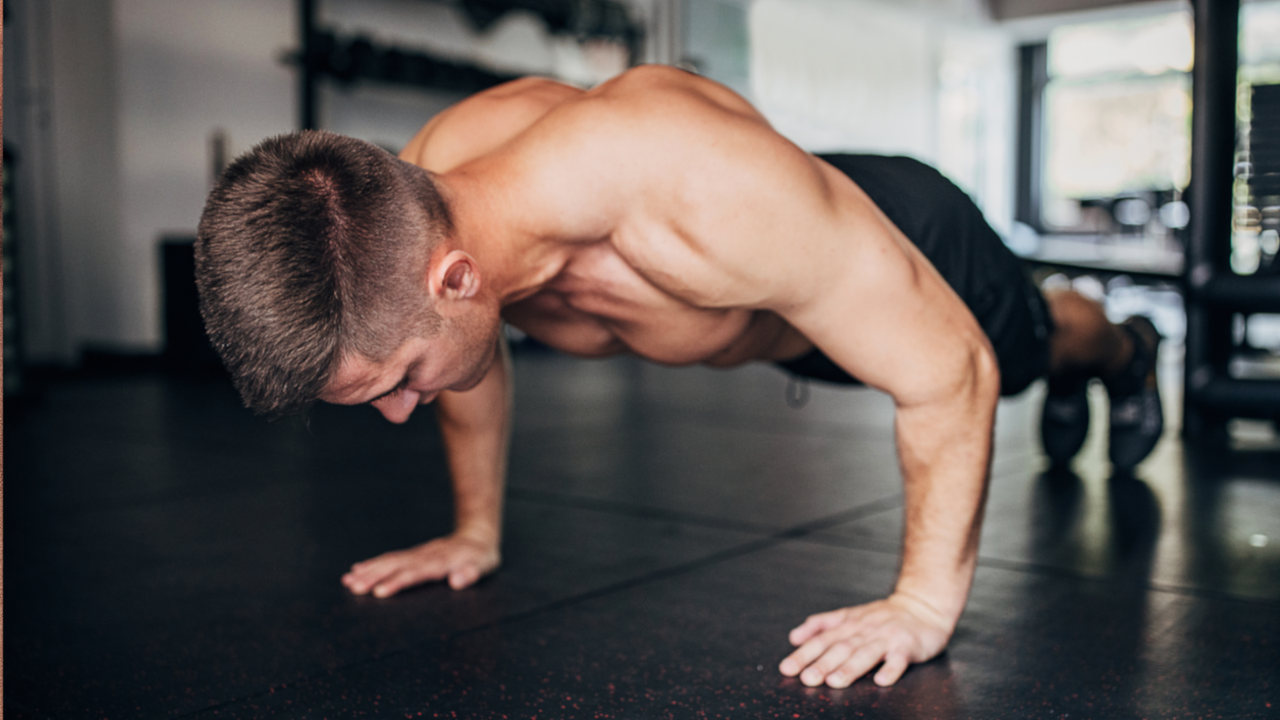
[{"x1": 427, "y1": 249, "x2": 481, "y2": 301}]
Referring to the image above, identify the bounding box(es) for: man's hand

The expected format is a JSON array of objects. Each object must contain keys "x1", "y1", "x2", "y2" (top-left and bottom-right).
[
  {"x1": 342, "y1": 532, "x2": 501, "y2": 598},
  {"x1": 778, "y1": 592, "x2": 952, "y2": 688}
]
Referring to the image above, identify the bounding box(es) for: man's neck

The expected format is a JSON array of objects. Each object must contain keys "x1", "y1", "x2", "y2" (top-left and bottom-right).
[{"x1": 435, "y1": 169, "x2": 570, "y2": 308}]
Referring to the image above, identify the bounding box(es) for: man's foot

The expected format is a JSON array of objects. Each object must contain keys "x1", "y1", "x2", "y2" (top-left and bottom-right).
[
  {"x1": 1104, "y1": 316, "x2": 1163, "y2": 473},
  {"x1": 1041, "y1": 375, "x2": 1090, "y2": 466}
]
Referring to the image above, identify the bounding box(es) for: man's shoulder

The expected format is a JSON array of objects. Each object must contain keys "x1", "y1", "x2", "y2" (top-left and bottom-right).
[
  {"x1": 510, "y1": 66, "x2": 768, "y2": 166},
  {"x1": 588, "y1": 65, "x2": 758, "y2": 120},
  {"x1": 400, "y1": 77, "x2": 583, "y2": 172},
  {"x1": 402, "y1": 67, "x2": 758, "y2": 172},
  {"x1": 477, "y1": 76, "x2": 584, "y2": 108},
  {"x1": 597, "y1": 64, "x2": 695, "y2": 91}
]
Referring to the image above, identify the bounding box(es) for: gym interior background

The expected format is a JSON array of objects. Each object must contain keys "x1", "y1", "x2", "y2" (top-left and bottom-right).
[{"x1": 4, "y1": 0, "x2": 1280, "y2": 717}]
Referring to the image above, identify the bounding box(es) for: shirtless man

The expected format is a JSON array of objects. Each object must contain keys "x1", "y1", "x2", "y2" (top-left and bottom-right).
[{"x1": 195, "y1": 66, "x2": 1162, "y2": 689}]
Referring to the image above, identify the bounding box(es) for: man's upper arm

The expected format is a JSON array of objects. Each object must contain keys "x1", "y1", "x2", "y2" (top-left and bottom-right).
[{"x1": 746, "y1": 162, "x2": 997, "y2": 408}]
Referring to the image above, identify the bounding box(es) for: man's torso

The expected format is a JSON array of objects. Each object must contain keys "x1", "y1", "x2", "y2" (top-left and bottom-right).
[{"x1": 401, "y1": 71, "x2": 821, "y2": 368}]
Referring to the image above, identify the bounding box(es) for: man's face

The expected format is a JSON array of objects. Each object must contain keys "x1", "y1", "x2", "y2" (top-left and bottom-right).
[{"x1": 320, "y1": 316, "x2": 501, "y2": 423}]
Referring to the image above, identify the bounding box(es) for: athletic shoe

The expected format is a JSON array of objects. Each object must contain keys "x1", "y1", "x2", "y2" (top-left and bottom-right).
[
  {"x1": 1041, "y1": 375, "x2": 1090, "y2": 466},
  {"x1": 1105, "y1": 316, "x2": 1164, "y2": 473}
]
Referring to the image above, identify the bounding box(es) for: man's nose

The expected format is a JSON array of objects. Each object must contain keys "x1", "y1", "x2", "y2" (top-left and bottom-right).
[{"x1": 373, "y1": 391, "x2": 419, "y2": 424}]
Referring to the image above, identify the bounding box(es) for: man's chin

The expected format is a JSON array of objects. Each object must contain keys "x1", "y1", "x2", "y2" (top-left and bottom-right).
[
  {"x1": 450, "y1": 332, "x2": 501, "y2": 393},
  {"x1": 452, "y1": 359, "x2": 493, "y2": 392}
]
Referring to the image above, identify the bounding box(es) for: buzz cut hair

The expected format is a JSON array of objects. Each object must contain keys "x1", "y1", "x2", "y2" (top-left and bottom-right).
[{"x1": 195, "y1": 130, "x2": 451, "y2": 417}]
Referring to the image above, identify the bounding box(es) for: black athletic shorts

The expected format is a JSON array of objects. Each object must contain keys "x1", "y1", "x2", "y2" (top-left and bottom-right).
[{"x1": 776, "y1": 154, "x2": 1052, "y2": 397}]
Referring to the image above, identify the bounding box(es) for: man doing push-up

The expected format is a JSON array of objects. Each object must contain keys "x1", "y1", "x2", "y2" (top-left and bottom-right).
[{"x1": 195, "y1": 66, "x2": 1163, "y2": 689}]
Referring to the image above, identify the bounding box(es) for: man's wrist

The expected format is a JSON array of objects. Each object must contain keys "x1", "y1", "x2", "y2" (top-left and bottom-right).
[
  {"x1": 891, "y1": 576, "x2": 970, "y2": 629},
  {"x1": 453, "y1": 520, "x2": 501, "y2": 547}
]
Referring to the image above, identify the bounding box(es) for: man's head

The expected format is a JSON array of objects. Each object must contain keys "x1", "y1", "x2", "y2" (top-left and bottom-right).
[{"x1": 195, "y1": 130, "x2": 451, "y2": 417}]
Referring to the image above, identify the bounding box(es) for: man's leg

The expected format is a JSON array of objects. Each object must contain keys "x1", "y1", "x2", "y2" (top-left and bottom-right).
[
  {"x1": 1041, "y1": 289, "x2": 1163, "y2": 471},
  {"x1": 1044, "y1": 289, "x2": 1132, "y2": 378}
]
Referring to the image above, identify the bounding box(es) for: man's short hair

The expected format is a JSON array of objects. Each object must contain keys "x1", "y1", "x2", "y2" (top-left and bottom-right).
[{"x1": 195, "y1": 130, "x2": 450, "y2": 417}]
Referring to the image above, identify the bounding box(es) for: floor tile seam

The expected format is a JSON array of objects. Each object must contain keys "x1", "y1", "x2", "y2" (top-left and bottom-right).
[
  {"x1": 988, "y1": 446, "x2": 1044, "y2": 473},
  {"x1": 650, "y1": 413, "x2": 900, "y2": 441},
  {"x1": 16, "y1": 475, "x2": 894, "y2": 532},
  {"x1": 785, "y1": 532, "x2": 903, "y2": 556},
  {"x1": 513, "y1": 414, "x2": 898, "y2": 443},
  {"x1": 772, "y1": 494, "x2": 905, "y2": 538},
  {"x1": 446, "y1": 535, "x2": 788, "y2": 641},
  {"x1": 972, "y1": 555, "x2": 1141, "y2": 584},
  {"x1": 505, "y1": 486, "x2": 788, "y2": 536},
  {"x1": 506, "y1": 487, "x2": 906, "y2": 539},
  {"x1": 443, "y1": 494, "x2": 908, "y2": 639},
  {"x1": 1141, "y1": 580, "x2": 1280, "y2": 607},
  {"x1": 774, "y1": 536, "x2": 1280, "y2": 607},
  {"x1": 976, "y1": 557, "x2": 1280, "y2": 607}
]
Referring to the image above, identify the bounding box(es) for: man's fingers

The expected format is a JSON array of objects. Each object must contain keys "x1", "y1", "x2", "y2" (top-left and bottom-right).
[
  {"x1": 344, "y1": 536, "x2": 501, "y2": 597},
  {"x1": 830, "y1": 644, "x2": 888, "y2": 688},
  {"x1": 788, "y1": 621, "x2": 822, "y2": 647},
  {"x1": 779, "y1": 638, "x2": 827, "y2": 677},
  {"x1": 792, "y1": 637, "x2": 894, "y2": 689},
  {"x1": 779, "y1": 650, "x2": 811, "y2": 677},
  {"x1": 780, "y1": 596, "x2": 954, "y2": 688},
  {"x1": 343, "y1": 562, "x2": 397, "y2": 594},
  {"x1": 448, "y1": 565, "x2": 481, "y2": 590},
  {"x1": 788, "y1": 609, "x2": 850, "y2": 646},
  {"x1": 372, "y1": 568, "x2": 416, "y2": 598},
  {"x1": 780, "y1": 622, "x2": 856, "y2": 678},
  {"x1": 372, "y1": 562, "x2": 443, "y2": 597},
  {"x1": 798, "y1": 642, "x2": 855, "y2": 687},
  {"x1": 367, "y1": 558, "x2": 483, "y2": 596},
  {"x1": 346, "y1": 553, "x2": 446, "y2": 596},
  {"x1": 873, "y1": 651, "x2": 911, "y2": 687}
]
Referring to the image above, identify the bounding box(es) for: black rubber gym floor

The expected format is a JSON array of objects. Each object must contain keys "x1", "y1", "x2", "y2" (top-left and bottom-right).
[{"x1": 5, "y1": 349, "x2": 1279, "y2": 718}]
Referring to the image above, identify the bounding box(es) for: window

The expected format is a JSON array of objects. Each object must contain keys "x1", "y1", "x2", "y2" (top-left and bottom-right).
[
  {"x1": 1017, "y1": 11, "x2": 1193, "y2": 273},
  {"x1": 1018, "y1": 3, "x2": 1280, "y2": 279}
]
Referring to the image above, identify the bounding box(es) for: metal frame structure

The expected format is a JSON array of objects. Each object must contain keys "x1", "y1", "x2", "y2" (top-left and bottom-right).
[
  {"x1": 294, "y1": 0, "x2": 644, "y2": 131},
  {"x1": 1183, "y1": 0, "x2": 1280, "y2": 437}
]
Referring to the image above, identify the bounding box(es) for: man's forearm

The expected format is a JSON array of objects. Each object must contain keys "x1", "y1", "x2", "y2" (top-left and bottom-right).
[
  {"x1": 778, "y1": 354, "x2": 995, "y2": 689},
  {"x1": 340, "y1": 339, "x2": 511, "y2": 598},
  {"x1": 891, "y1": 353, "x2": 998, "y2": 627},
  {"x1": 435, "y1": 338, "x2": 513, "y2": 544}
]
